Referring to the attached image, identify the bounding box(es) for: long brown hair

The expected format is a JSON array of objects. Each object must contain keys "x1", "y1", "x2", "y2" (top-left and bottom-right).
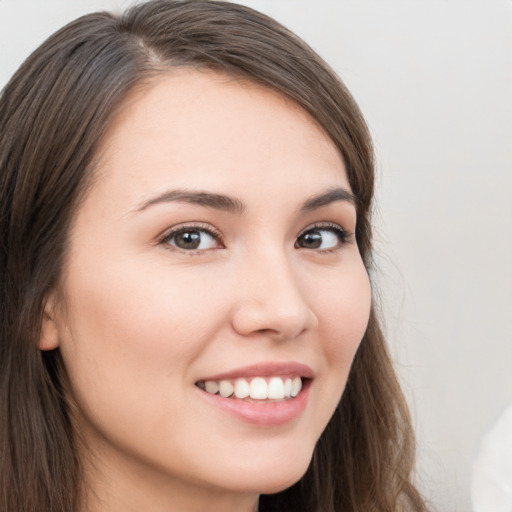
[{"x1": 0, "y1": 1, "x2": 427, "y2": 510}]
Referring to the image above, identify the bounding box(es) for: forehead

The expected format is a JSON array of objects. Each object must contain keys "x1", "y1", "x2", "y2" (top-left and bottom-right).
[{"x1": 90, "y1": 69, "x2": 349, "y2": 207}]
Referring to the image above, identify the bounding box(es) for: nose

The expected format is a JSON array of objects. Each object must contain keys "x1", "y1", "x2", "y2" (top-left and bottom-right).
[{"x1": 230, "y1": 252, "x2": 318, "y2": 341}]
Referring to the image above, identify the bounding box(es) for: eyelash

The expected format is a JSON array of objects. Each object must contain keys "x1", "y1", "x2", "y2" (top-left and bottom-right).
[
  {"x1": 159, "y1": 223, "x2": 224, "y2": 255},
  {"x1": 158, "y1": 222, "x2": 352, "y2": 254},
  {"x1": 295, "y1": 223, "x2": 352, "y2": 253}
]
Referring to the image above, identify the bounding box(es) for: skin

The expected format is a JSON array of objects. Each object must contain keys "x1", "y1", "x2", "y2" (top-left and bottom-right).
[{"x1": 41, "y1": 69, "x2": 372, "y2": 512}]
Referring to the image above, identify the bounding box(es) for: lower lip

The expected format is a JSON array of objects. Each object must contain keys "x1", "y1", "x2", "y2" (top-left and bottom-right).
[{"x1": 197, "y1": 380, "x2": 311, "y2": 427}]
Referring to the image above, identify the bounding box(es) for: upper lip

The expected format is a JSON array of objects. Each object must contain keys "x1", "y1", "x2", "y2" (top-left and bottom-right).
[{"x1": 197, "y1": 362, "x2": 315, "y2": 382}]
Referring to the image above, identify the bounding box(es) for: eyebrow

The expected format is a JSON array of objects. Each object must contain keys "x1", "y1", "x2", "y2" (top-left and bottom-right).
[
  {"x1": 134, "y1": 186, "x2": 356, "y2": 215},
  {"x1": 134, "y1": 189, "x2": 245, "y2": 214},
  {"x1": 299, "y1": 187, "x2": 357, "y2": 213}
]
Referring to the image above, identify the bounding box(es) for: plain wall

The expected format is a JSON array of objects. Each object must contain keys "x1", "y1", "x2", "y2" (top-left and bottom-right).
[{"x1": 1, "y1": 1, "x2": 511, "y2": 510}]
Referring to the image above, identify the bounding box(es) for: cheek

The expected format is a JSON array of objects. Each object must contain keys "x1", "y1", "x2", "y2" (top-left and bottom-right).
[
  {"x1": 316, "y1": 261, "x2": 372, "y2": 376},
  {"x1": 55, "y1": 262, "x2": 239, "y2": 481},
  {"x1": 287, "y1": 259, "x2": 371, "y2": 459},
  {"x1": 56, "y1": 259, "x2": 228, "y2": 420}
]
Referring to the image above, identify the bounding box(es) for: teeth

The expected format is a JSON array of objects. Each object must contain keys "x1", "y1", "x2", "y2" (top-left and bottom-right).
[
  {"x1": 200, "y1": 376, "x2": 304, "y2": 400},
  {"x1": 205, "y1": 381, "x2": 219, "y2": 394},
  {"x1": 218, "y1": 380, "x2": 234, "y2": 398},
  {"x1": 284, "y1": 378, "x2": 292, "y2": 397},
  {"x1": 291, "y1": 377, "x2": 302, "y2": 397},
  {"x1": 234, "y1": 378, "x2": 250, "y2": 399},
  {"x1": 267, "y1": 377, "x2": 285, "y2": 399},
  {"x1": 250, "y1": 377, "x2": 268, "y2": 399}
]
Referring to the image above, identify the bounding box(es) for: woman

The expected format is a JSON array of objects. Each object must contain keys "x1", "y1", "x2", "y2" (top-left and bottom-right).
[{"x1": 0, "y1": 1, "x2": 427, "y2": 511}]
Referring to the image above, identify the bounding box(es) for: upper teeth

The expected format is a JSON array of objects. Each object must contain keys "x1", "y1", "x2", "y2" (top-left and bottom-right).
[{"x1": 200, "y1": 376, "x2": 303, "y2": 400}]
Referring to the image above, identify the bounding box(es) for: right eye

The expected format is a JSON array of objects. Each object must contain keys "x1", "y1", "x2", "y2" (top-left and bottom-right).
[{"x1": 161, "y1": 226, "x2": 222, "y2": 252}]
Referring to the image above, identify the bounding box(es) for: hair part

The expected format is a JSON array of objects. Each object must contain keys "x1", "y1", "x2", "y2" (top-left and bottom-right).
[{"x1": 0, "y1": 1, "x2": 426, "y2": 510}]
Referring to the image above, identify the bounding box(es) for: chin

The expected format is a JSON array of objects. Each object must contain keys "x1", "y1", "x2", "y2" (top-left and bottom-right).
[
  {"x1": 255, "y1": 469, "x2": 308, "y2": 495},
  {"x1": 212, "y1": 446, "x2": 313, "y2": 495}
]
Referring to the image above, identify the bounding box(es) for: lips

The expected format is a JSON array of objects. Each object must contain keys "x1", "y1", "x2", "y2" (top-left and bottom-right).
[
  {"x1": 197, "y1": 361, "x2": 314, "y2": 381},
  {"x1": 195, "y1": 362, "x2": 313, "y2": 426}
]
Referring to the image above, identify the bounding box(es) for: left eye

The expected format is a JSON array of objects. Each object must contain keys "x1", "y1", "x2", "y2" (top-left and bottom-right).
[
  {"x1": 295, "y1": 226, "x2": 347, "y2": 251},
  {"x1": 163, "y1": 228, "x2": 219, "y2": 251}
]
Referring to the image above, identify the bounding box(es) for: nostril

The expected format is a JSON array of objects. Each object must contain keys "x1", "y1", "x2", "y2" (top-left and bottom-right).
[
  {"x1": 229, "y1": 262, "x2": 318, "y2": 338},
  {"x1": 231, "y1": 300, "x2": 317, "y2": 340}
]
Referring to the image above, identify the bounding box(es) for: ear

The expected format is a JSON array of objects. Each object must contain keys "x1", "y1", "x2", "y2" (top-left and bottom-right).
[{"x1": 39, "y1": 294, "x2": 60, "y2": 351}]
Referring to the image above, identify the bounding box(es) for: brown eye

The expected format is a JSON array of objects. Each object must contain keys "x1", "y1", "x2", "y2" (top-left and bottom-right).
[
  {"x1": 297, "y1": 231, "x2": 322, "y2": 249},
  {"x1": 164, "y1": 228, "x2": 219, "y2": 251},
  {"x1": 295, "y1": 227, "x2": 347, "y2": 251}
]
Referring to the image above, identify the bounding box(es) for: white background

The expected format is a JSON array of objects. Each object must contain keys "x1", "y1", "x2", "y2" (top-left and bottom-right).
[{"x1": 1, "y1": 1, "x2": 511, "y2": 510}]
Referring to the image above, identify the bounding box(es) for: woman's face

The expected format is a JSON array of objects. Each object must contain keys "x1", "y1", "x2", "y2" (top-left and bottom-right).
[{"x1": 45, "y1": 70, "x2": 371, "y2": 510}]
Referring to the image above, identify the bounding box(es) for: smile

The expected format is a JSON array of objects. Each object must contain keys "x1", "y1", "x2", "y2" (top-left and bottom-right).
[
  {"x1": 195, "y1": 362, "x2": 313, "y2": 425},
  {"x1": 196, "y1": 376, "x2": 303, "y2": 401}
]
